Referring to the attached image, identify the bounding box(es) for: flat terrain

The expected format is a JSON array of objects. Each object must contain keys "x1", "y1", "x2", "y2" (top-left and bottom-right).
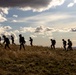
[{"x1": 0, "y1": 45, "x2": 76, "y2": 75}]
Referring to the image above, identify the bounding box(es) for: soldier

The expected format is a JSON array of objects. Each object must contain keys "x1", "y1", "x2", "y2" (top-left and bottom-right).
[
  {"x1": 19, "y1": 34, "x2": 25, "y2": 50},
  {"x1": 67, "y1": 39, "x2": 73, "y2": 50},
  {"x1": 0, "y1": 36, "x2": 3, "y2": 46},
  {"x1": 11, "y1": 35, "x2": 15, "y2": 45},
  {"x1": 62, "y1": 39, "x2": 67, "y2": 50},
  {"x1": 29, "y1": 37, "x2": 33, "y2": 46},
  {"x1": 0, "y1": 36, "x2": 1, "y2": 43},
  {"x1": 3, "y1": 35, "x2": 11, "y2": 49},
  {"x1": 50, "y1": 39, "x2": 56, "y2": 49}
]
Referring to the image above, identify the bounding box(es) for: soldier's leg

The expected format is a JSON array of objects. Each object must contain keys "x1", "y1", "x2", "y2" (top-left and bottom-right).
[
  {"x1": 5, "y1": 44, "x2": 7, "y2": 49},
  {"x1": 11, "y1": 40, "x2": 13, "y2": 44},
  {"x1": 30, "y1": 42, "x2": 32, "y2": 46},
  {"x1": 51, "y1": 45, "x2": 52, "y2": 49},
  {"x1": 12, "y1": 40, "x2": 14, "y2": 44},
  {"x1": 68, "y1": 45, "x2": 71, "y2": 50},
  {"x1": 22, "y1": 43, "x2": 25, "y2": 50},
  {"x1": 67, "y1": 45, "x2": 70, "y2": 50},
  {"x1": 53, "y1": 45, "x2": 55, "y2": 49},
  {"x1": 20, "y1": 43, "x2": 22, "y2": 50},
  {"x1": 70, "y1": 46, "x2": 73, "y2": 50},
  {"x1": 13, "y1": 41, "x2": 16, "y2": 45},
  {"x1": 64, "y1": 45, "x2": 66, "y2": 50},
  {"x1": 31, "y1": 42, "x2": 33, "y2": 46},
  {"x1": 12, "y1": 40, "x2": 15, "y2": 44},
  {"x1": 7, "y1": 44, "x2": 11, "y2": 49},
  {"x1": 63, "y1": 45, "x2": 65, "y2": 50}
]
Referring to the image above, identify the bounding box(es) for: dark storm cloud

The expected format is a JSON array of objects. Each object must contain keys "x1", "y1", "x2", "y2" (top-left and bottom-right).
[
  {"x1": 0, "y1": 0, "x2": 65, "y2": 12},
  {"x1": 0, "y1": 0, "x2": 51, "y2": 8}
]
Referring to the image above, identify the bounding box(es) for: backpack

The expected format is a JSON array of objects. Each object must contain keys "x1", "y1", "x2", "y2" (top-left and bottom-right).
[
  {"x1": 64, "y1": 41, "x2": 66, "y2": 45},
  {"x1": 6, "y1": 38, "x2": 10, "y2": 44},
  {"x1": 22, "y1": 37, "x2": 26, "y2": 43},
  {"x1": 70, "y1": 41, "x2": 72, "y2": 46},
  {"x1": 53, "y1": 40, "x2": 56, "y2": 44}
]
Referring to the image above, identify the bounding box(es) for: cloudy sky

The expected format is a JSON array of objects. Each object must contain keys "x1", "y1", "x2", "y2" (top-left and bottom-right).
[{"x1": 0, "y1": 0, "x2": 76, "y2": 47}]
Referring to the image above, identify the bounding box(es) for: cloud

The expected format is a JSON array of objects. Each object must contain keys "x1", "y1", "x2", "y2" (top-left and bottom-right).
[
  {"x1": 45, "y1": 27, "x2": 56, "y2": 32},
  {"x1": 20, "y1": 25, "x2": 55, "y2": 39},
  {"x1": 58, "y1": 28, "x2": 71, "y2": 32},
  {"x1": 67, "y1": 3, "x2": 74, "y2": 7},
  {"x1": 20, "y1": 25, "x2": 71, "y2": 34},
  {"x1": 0, "y1": 14, "x2": 7, "y2": 22},
  {"x1": 0, "y1": 0, "x2": 65, "y2": 12},
  {"x1": 35, "y1": 25, "x2": 45, "y2": 33},
  {"x1": 0, "y1": 26, "x2": 12, "y2": 34},
  {"x1": 74, "y1": 0, "x2": 76, "y2": 3},
  {"x1": 30, "y1": 35, "x2": 37, "y2": 38},
  {"x1": 14, "y1": 12, "x2": 72, "y2": 23},
  {"x1": 0, "y1": 8, "x2": 9, "y2": 22},
  {"x1": 13, "y1": 15, "x2": 18, "y2": 18},
  {"x1": 0, "y1": 7, "x2": 9, "y2": 15},
  {"x1": 19, "y1": 25, "x2": 76, "y2": 38},
  {"x1": 4, "y1": 26, "x2": 12, "y2": 30},
  {"x1": 67, "y1": 0, "x2": 76, "y2": 7},
  {"x1": 0, "y1": 26, "x2": 17, "y2": 40},
  {"x1": 34, "y1": 25, "x2": 55, "y2": 38},
  {"x1": 19, "y1": 0, "x2": 65, "y2": 12},
  {"x1": 12, "y1": 20, "x2": 17, "y2": 22},
  {"x1": 13, "y1": 30, "x2": 20, "y2": 33},
  {"x1": 20, "y1": 27, "x2": 35, "y2": 33},
  {"x1": 34, "y1": 25, "x2": 55, "y2": 33}
]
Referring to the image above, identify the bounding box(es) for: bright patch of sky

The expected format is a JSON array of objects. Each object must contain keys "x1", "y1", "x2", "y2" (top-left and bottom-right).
[{"x1": 0, "y1": 0, "x2": 76, "y2": 47}]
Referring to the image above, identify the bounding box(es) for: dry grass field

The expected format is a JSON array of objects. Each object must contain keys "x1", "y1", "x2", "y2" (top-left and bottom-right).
[{"x1": 0, "y1": 45, "x2": 76, "y2": 75}]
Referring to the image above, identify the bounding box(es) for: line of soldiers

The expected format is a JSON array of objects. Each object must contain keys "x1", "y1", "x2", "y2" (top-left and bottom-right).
[
  {"x1": 0, "y1": 34, "x2": 73, "y2": 50},
  {"x1": 0, "y1": 34, "x2": 33, "y2": 50},
  {"x1": 50, "y1": 39, "x2": 73, "y2": 50}
]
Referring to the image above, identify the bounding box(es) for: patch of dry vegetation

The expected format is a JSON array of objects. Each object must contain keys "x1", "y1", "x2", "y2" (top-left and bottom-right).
[{"x1": 0, "y1": 45, "x2": 76, "y2": 75}]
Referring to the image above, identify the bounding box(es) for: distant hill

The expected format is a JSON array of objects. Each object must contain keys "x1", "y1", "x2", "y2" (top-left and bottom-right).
[{"x1": 0, "y1": 45, "x2": 76, "y2": 75}]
